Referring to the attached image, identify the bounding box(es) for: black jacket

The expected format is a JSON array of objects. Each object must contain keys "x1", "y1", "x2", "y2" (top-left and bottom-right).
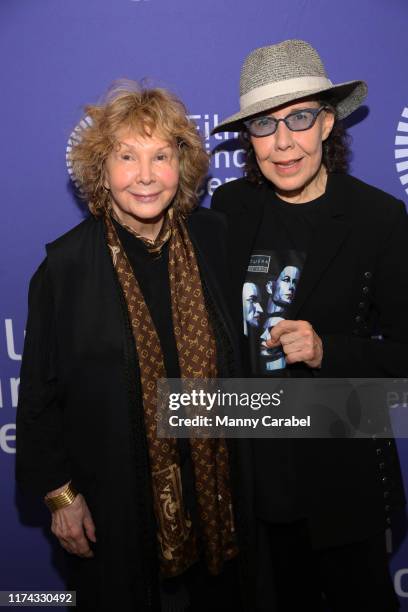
[
  {"x1": 212, "y1": 172, "x2": 407, "y2": 548},
  {"x1": 15, "y1": 208, "x2": 246, "y2": 611}
]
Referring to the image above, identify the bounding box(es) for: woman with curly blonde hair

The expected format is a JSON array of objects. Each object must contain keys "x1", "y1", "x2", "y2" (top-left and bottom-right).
[{"x1": 16, "y1": 81, "x2": 244, "y2": 612}]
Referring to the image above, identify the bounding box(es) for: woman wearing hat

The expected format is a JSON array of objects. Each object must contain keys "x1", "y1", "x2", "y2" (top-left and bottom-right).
[
  {"x1": 212, "y1": 40, "x2": 407, "y2": 610},
  {"x1": 16, "y1": 81, "x2": 244, "y2": 611}
]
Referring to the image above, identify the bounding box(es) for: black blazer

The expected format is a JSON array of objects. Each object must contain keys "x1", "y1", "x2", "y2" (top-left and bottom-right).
[
  {"x1": 212, "y1": 172, "x2": 407, "y2": 549},
  {"x1": 15, "y1": 208, "x2": 244, "y2": 611}
]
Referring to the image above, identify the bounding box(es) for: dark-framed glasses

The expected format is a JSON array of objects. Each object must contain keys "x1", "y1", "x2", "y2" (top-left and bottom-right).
[{"x1": 244, "y1": 106, "x2": 328, "y2": 137}]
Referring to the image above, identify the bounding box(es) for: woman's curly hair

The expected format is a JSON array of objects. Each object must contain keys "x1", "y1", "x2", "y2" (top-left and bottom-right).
[
  {"x1": 241, "y1": 99, "x2": 352, "y2": 186},
  {"x1": 69, "y1": 80, "x2": 209, "y2": 216}
]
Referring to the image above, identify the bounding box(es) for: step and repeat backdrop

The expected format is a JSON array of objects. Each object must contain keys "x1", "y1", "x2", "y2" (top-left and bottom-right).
[{"x1": 1, "y1": 0, "x2": 408, "y2": 606}]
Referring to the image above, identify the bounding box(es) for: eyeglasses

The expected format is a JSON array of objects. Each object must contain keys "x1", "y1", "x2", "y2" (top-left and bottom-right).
[{"x1": 244, "y1": 106, "x2": 327, "y2": 137}]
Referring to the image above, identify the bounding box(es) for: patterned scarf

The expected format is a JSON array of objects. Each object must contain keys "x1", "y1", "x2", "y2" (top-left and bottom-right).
[{"x1": 104, "y1": 209, "x2": 238, "y2": 577}]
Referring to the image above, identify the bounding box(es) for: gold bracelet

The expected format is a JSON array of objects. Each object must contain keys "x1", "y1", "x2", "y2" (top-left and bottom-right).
[{"x1": 44, "y1": 481, "x2": 78, "y2": 512}]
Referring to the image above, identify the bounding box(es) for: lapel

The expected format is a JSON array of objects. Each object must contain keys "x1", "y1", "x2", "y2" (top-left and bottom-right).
[{"x1": 287, "y1": 173, "x2": 351, "y2": 319}]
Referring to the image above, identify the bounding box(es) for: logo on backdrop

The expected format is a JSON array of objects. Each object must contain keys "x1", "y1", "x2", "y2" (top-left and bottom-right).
[
  {"x1": 395, "y1": 568, "x2": 408, "y2": 598},
  {"x1": 395, "y1": 107, "x2": 408, "y2": 200},
  {"x1": 0, "y1": 319, "x2": 22, "y2": 454},
  {"x1": 189, "y1": 113, "x2": 244, "y2": 197}
]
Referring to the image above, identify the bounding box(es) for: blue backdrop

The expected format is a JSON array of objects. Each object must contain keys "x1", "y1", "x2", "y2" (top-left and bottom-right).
[{"x1": 2, "y1": 0, "x2": 408, "y2": 606}]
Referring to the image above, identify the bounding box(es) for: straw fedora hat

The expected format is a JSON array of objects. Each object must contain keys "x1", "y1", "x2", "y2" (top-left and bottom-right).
[{"x1": 212, "y1": 39, "x2": 367, "y2": 134}]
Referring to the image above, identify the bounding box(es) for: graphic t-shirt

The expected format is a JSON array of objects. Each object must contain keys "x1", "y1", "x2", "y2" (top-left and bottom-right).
[
  {"x1": 244, "y1": 189, "x2": 329, "y2": 522},
  {"x1": 244, "y1": 190, "x2": 328, "y2": 376},
  {"x1": 245, "y1": 250, "x2": 305, "y2": 374}
]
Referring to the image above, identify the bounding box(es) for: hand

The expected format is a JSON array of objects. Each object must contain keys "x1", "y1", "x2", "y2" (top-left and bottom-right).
[
  {"x1": 47, "y1": 486, "x2": 96, "y2": 558},
  {"x1": 265, "y1": 319, "x2": 323, "y2": 368}
]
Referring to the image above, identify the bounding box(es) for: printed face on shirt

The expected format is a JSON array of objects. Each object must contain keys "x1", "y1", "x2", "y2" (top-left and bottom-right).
[
  {"x1": 104, "y1": 129, "x2": 180, "y2": 235},
  {"x1": 250, "y1": 101, "x2": 334, "y2": 203},
  {"x1": 243, "y1": 282, "x2": 263, "y2": 329},
  {"x1": 267, "y1": 265, "x2": 300, "y2": 308}
]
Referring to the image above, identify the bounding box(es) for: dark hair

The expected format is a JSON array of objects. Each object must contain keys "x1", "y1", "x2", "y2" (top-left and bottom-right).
[{"x1": 241, "y1": 101, "x2": 352, "y2": 186}]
